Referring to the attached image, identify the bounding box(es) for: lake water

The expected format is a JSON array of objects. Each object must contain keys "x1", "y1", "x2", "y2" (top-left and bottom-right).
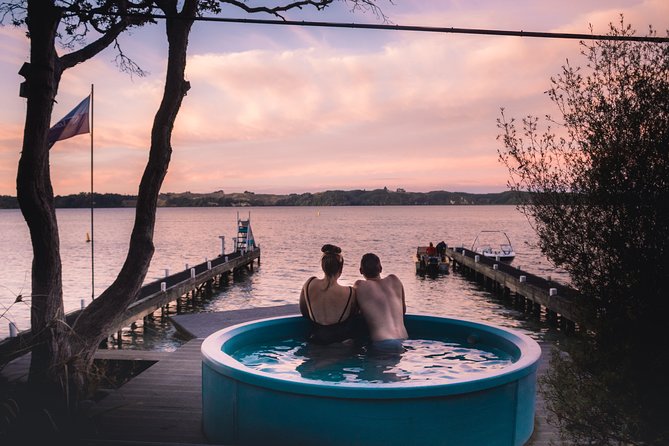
[{"x1": 0, "y1": 206, "x2": 568, "y2": 346}]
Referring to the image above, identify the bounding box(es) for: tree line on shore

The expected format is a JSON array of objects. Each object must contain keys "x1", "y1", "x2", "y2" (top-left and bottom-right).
[{"x1": 0, "y1": 189, "x2": 523, "y2": 209}]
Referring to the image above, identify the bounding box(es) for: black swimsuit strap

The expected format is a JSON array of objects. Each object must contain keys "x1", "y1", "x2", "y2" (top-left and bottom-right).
[
  {"x1": 304, "y1": 276, "x2": 317, "y2": 322},
  {"x1": 337, "y1": 286, "x2": 353, "y2": 323}
]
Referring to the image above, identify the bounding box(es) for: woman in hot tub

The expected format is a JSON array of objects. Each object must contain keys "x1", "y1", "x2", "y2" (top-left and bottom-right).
[{"x1": 299, "y1": 244, "x2": 359, "y2": 344}]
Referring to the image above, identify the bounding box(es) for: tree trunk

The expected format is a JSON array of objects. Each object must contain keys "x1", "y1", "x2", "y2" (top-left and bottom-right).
[
  {"x1": 67, "y1": 0, "x2": 197, "y2": 399},
  {"x1": 15, "y1": 0, "x2": 195, "y2": 407},
  {"x1": 16, "y1": 0, "x2": 145, "y2": 409},
  {"x1": 17, "y1": 1, "x2": 70, "y2": 404}
]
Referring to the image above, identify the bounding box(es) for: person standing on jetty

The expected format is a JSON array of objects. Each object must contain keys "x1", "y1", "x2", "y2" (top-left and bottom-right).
[
  {"x1": 300, "y1": 244, "x2": 358, "y2": 345},
  {"x1": 355, "y1": 253, "x2": 408, "y2": 354}
]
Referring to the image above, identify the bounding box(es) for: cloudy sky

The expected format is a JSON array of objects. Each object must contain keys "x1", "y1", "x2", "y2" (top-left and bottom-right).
[{"x1": 0, "y1": 0, "x2": 667, "y2": 196}]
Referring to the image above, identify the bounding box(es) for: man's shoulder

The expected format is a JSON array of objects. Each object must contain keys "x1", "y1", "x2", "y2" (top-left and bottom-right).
[
  {"x1": 355, "y1": 278, "x2": 383, "y2": 291},
  {"x1": 383, "y1": 274, "x2": 404, "y2": 290}
]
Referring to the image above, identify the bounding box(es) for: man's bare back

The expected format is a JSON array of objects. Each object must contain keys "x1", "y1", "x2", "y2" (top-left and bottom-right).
[{"x1": 355, "y1": 253, "x2": 408, "y2": 343}]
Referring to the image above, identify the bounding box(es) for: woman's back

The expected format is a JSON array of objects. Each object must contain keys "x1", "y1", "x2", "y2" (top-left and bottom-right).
[{"x1": 303, "y1": 276, "x2": 355, "y2": 325}]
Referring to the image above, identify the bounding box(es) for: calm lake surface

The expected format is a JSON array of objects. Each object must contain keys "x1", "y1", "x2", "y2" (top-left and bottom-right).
[{"x1": 0, "y1": 206, "x2": 568, "y2": 347}]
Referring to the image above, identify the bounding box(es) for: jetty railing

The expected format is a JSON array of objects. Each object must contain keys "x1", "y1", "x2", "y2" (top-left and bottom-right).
[
  {"x1": 0, "y1": 247, "x2": 260, "y2": 366},
  {"x1": 118, "y1": 247, "x2": 259, "y2": 328},
  {"x1": 446, "y1": 246, "x2": 589, "y2": 330}
]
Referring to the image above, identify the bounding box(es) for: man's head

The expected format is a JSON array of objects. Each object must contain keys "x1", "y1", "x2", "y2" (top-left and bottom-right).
[{"x1": 360, "y1": 253, "x2": 382, "y2": 279}]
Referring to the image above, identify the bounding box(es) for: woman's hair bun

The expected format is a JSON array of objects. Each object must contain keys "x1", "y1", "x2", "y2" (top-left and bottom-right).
[{"x1": 321, "y1": 244, "x2": 342, "y2": 255}]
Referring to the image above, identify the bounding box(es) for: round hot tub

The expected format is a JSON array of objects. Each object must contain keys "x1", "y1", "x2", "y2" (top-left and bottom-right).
[{"x1": 201, "y1": 315, "x2": 541, "y2": 446}]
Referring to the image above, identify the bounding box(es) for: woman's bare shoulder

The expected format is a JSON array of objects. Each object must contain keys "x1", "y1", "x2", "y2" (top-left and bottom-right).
[{"x1": 302, "y1": 276, "x2": 318, "y2": 288}]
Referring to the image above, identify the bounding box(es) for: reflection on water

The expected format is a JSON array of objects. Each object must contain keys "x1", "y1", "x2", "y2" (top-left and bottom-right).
[
  {"x1": 0, "y1": 206, "x2": 569, "y2": 344},
  {"x1": 296, "y1": 341, "x2": 409, "y2": 384},
  {"x1": 232, "y1": 337, "x2": 515, "y2": 384}
]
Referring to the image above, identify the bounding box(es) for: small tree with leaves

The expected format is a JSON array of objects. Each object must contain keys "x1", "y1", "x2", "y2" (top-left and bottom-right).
[{"x1": 498, "y1": 17, "x2": 669, "y2": 445}]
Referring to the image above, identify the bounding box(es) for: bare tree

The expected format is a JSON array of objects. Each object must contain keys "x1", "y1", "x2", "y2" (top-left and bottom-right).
[
  {"x1": 1, "y1": 0, "x2": 152, "y2": 412},
  {"x1": 2, "y1": 0, "x2": 390, "y2": 430}
]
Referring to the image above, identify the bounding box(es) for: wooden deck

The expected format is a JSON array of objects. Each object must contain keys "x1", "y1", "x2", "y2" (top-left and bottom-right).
[
  {"x1": 79, "y1": 306, "x2": 565, "y2": 446},
  {"x1": 83, "y1": 339, "x2": 207, "y2": 445}
]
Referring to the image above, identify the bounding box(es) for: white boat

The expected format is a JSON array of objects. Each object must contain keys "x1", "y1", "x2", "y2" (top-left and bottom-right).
[{"x1": 471, "y1": 231, "x2": 515, "y2": 262}]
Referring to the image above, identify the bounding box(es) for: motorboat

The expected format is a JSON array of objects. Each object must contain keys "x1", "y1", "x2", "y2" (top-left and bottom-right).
[
  {"x1": 415, "y1": 242, "x2": 450, "y2": 276},
  {"x1": 471, "y1": 231, "x2": 515, "y2": 262}
]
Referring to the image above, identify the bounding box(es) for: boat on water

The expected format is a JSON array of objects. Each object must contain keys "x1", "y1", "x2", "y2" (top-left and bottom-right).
[
  {"x1": 416, "y1": 241, "x2": 450, "y2": 276},
  {"x1": 471, "y1": 231, "x2": 516, "y2": 262}
]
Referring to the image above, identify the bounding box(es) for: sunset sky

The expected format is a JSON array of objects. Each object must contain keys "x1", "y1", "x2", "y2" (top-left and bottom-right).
[{"x1": 1, "y1": 0, "x2": 667, "y2": 196}]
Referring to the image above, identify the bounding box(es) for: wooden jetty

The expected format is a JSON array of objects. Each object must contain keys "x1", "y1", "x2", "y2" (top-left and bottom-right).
[
  {"x1": 116, "y1": 246, "x2": 260, "y2": 330},
  {"x1": 0, "y1": 215, "x2": 260, "y2": 366},
  {"x1": 446, "y1": 246, "x2": 586, "y2": 330}
]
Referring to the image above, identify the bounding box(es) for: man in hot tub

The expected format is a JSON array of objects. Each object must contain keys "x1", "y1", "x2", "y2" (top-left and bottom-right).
[{"x1": 355, "y1": 253, "x2": 408, "y2": 355}]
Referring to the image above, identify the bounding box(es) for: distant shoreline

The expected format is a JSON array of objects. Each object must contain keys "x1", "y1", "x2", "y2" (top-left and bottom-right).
[{"x1": 0, "y1": 188, "x2": 525, "y2": 209}]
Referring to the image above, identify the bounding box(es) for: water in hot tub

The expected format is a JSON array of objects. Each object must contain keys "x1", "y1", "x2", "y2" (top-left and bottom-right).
[{"x1": 231, "y1": 337, "x2": 515, "y2": 384}]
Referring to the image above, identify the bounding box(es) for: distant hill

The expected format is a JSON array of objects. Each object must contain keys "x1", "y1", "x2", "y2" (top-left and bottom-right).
[
  {"x1": 0, "y1": 189, "x2": 525, "y2": 209},
  {"x1": 0, "y1": 195, "x2": 19, "y2": 208},
  {"x1": 274, "y1": 188, "x2": 522, "y2": 206}
]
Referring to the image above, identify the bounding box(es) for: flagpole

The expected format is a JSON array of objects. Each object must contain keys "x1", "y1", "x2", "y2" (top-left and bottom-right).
[{"x1": 90, "y1": 83, "x2": 95, "y2": 301}]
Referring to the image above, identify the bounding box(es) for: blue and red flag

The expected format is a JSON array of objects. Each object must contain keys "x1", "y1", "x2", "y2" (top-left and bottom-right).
[{"x1": 47, "y1": 95, "x2": 90, "y2": 148}]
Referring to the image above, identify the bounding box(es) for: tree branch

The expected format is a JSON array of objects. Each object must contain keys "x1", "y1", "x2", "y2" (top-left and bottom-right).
[
  {"x1": 221, "y1": 0, "x2": 335, "y2": 19},
  {"x1": 59, "y1": 18, "x2": 126, "y2": 68},
  {"x1": 219, "y1": 1, "x2": 391, "y2": 22},
  {"x1": 0, "y1": 0, "x2": 27, "y2": 26},
  {"x1": 59, "y1": 0, "x2": 153, "y2": 70},
  {"x1": 113, "y1": 38, "x2": 148, "y2": 77}
]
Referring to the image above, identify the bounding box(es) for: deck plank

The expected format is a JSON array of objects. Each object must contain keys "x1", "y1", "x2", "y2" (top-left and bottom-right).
[{"x1": 83, "y1": 337, "x2": 208, "y2": 445}]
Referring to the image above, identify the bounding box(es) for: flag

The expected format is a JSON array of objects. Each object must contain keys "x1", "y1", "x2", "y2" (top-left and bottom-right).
[{"x1": 47, "y1": 95, "x2": 90, "y2": 148}]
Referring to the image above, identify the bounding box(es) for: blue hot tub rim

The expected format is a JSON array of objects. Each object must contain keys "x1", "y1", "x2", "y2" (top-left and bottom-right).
[{"x1": 201, "y1": 314, "x2": 541, "y2": 400}]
